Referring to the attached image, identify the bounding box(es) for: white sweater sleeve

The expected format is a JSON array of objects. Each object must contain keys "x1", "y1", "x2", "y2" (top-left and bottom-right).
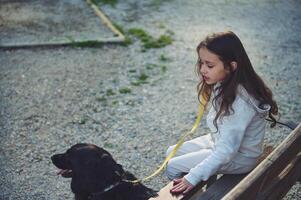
[{"x1": 184, "y1": 96, "x2": 256, "y2": 186}]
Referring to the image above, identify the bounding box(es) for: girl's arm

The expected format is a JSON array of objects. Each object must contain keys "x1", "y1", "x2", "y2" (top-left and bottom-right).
[{"x1": 184, "y1": 96, "x2": 256, "y2": 186}]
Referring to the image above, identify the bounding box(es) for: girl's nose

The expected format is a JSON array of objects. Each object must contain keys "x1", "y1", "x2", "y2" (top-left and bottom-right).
[{"x1": 200, "y1": 65, "x2": 207, "y2": 75}]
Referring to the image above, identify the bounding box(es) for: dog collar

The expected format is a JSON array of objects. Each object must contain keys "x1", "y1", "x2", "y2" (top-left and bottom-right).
[{"x1": 88, "y1": 181, "x2": 121, "y2": 199}]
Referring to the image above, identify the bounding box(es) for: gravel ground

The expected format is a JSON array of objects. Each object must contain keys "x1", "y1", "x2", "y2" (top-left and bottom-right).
[{"x1": 0, "y1": 0, "x2": 301, "y2": 199}]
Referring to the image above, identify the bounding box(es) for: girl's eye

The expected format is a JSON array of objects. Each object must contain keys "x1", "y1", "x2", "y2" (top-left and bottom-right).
[{"x1": 208, "y1": 65, "x2": 214, "y2": 68}]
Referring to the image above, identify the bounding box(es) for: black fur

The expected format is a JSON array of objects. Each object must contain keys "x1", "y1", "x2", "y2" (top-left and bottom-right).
[{"x1": 51, "y1": 143, "x2": 158, "y2": 200}]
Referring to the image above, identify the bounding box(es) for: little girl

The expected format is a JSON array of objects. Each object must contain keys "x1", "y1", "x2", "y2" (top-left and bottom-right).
[{"x1": 166, "y1": 31, "x2": 278, "y2": 194}]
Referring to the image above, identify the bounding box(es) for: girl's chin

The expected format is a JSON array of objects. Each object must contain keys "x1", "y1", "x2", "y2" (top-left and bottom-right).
[
  {"x1": 202, "y1": 78, "x2": 218, "y2": 85},
  {"x1": 204, "y1": 80, "x2": 215, "y2": 85}
]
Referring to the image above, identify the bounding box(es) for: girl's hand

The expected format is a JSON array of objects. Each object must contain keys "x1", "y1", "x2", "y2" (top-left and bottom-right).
[{"x1": 170, "y1": 177, "x2": 194, "y2": 195}]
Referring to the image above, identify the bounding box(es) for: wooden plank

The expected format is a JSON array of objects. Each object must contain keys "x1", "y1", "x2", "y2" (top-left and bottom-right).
[
  {"x1": 256, "y1": 145, "x2": 274, "y2": 164},
  {"x1": 205, "y1": 175, "x2": 218, "y2": 189},
  {"x1": 222, "y1": 123, "x2": 301, "y2": 200},
  {"x1": 149, "y1": 176, "x2": 214, "y2": 200},
  {"x1": 86, "y1": 0, "x2": 125, "y2": 40},
  {"x1": 261, "y1": 132, "x2": 301, "y2": 187},
  {"x1": 258, "y1": 152, "x2": 301, "y2": 200},
  {"x1": 182, "y1": 176, "x2": 217, "y2": 200},
  {"x1": 197, "y1": 174, "x2": 247, "y2": 200},
  {"x1": 149, "y1": 182, "x2": 184, "y2": 200}
]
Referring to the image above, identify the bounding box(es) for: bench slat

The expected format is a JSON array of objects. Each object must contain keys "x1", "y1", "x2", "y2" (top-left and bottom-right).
[
  {"x1": 182, "y1": 176, "x2": 217, "y2": 200},
  {"x1": 150, "y1": 176, "x2": 213, "y2": 200},
  {"x1": 149, "y1": 182, "x2": 184, "y2": 200},
  {"x1": 197, "y1": 174, "x2": 247, "y2": 200},
  {"x1": 258, "y1": 152, "x2": 301, "y2": 200}
]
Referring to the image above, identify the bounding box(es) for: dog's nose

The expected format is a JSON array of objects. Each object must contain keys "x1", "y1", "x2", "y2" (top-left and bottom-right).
[{"x1": 51, "y1": 155, "x2": 57, "y2": 164}]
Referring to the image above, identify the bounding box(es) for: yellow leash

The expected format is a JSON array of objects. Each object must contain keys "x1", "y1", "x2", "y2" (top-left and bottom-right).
[{"x1": 126, "y1": 95, "x2": 208, "y2": 183}]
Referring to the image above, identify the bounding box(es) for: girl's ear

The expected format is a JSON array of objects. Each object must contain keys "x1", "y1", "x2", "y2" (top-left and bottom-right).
[{"x1": 230, "y1": 61, "x2": 238, "y2": 71}]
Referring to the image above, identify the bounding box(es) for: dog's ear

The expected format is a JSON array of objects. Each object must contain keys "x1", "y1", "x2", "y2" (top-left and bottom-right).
[
  {"x1": 114, "y1": 163, "x2": 124, "y2": 177},
  {"x1": 100, "y1": 153, "x2": 124, "y2": 181},
  {"x1": 70, "y1": 153, "x2": 124, "y2": 195},
  {"x1": 70, "y1": 145, "x2": 126, "y2": 196},
  {"x1": 71, "y1": 156, "x2": 106, "y2": 195}
]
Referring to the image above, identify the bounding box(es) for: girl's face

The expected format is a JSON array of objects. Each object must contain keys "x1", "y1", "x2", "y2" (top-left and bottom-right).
[{"x1": 198, "y1": 47, "x2": 228, "y2": 85}]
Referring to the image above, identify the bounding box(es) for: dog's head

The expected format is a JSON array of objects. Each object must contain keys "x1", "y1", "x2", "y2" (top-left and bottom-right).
[{"x1": 51, "y1": 143, "x2": 124, "y2": 197}]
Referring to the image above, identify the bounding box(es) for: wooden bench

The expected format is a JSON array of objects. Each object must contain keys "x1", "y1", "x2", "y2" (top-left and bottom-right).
[{"x1": 151, "y1": 122, "x2": 301, "y2": 200}]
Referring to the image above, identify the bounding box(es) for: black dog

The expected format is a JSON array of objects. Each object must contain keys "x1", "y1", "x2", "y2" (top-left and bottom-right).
[{"x1": 51, "y1": 143, "x2": 158, "y2": 200}]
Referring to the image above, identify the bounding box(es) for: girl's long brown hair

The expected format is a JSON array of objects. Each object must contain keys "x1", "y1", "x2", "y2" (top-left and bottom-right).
[{"x1": 196, "y1": 31, "x2": 278, "y2": 130}]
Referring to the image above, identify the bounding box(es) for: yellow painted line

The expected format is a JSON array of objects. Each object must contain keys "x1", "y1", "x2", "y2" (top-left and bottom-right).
[{"x1": 86, "y1": 0, "x2": 125, "y2": 42}]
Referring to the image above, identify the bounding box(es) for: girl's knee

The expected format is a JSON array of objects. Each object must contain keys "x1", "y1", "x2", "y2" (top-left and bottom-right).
[
  {"x1": 165, "y1": 163, "x2": 177, "y2": 180},
  {"x1": 166, "y1": 145, "x2": 175, "y2": 157},
  {"x1": 165, "y1": 159, "x2": 182, "y2": 180}
]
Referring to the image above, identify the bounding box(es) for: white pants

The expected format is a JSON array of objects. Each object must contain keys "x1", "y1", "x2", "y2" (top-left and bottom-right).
[
  {"x1": 165, "y1": 134, "x2": 255, "y2": 181},
  {"x1": 165, "y1": 134, "x2": 214, "y2": 180}
]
